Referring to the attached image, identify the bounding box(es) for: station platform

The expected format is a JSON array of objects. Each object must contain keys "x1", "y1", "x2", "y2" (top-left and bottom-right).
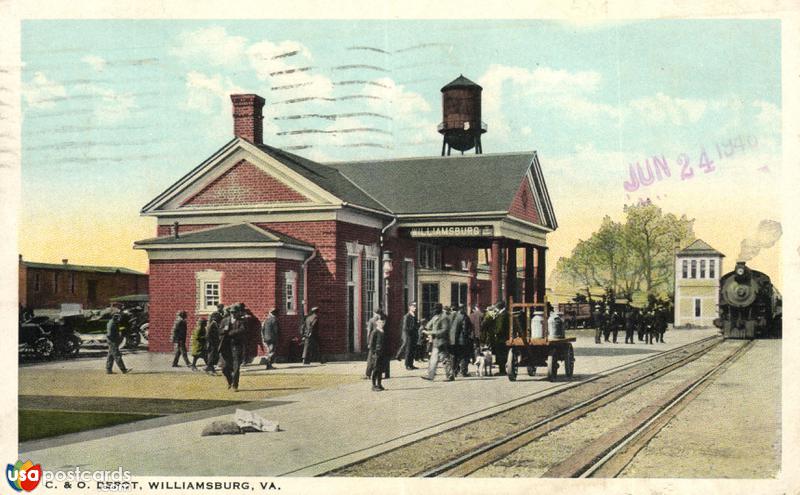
[{"x1": 19, "y1": 327, "x2": 719, "y2": 476}]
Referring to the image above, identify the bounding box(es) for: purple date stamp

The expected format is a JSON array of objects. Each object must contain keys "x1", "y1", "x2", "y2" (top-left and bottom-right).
[{"x1": 623, "y1": 134, "x2": 760, "y2": 192}]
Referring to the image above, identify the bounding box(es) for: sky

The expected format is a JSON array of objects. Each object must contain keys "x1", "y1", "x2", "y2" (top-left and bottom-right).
[{"x1": 17, "y1": 19, "x2": 783, "y2": 288}]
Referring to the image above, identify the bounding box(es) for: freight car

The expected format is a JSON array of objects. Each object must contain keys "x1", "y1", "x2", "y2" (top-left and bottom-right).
[{"x1": 716, "y1": 261, "x2": 782, "y2": 339}]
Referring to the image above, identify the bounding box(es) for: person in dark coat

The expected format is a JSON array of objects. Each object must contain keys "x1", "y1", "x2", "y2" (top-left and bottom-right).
[
  {"x1": 655, "y1": 309, "x2": 667, "y2": 343},
  {"x1": 190, "y1": 317, "x2": 208, "y2": 370},
  {"x1": 220, "y1": 304, "x2": 247, "y2": 391},
  {"x1": 415, "y1": 318, "x2": 428, "y2": 362},
  {"x1": 205, "y1": 311, "x2": 222, "y2": 374},
  {"x1": 593, "y1": 305, "x2": 604, "y2": 344},
  {"x1": 624, "y1": 308, "x2": 636, "y2": 344},
  {"x1": 491, "y1": 301, "x2": 510, "y2": 375},
  {"x1": 395, "y1": 303, "x2": 418, "y2": 370},
  {"x1": 469, "y1": 304, "x2": 483, "y2": 362},
  {"x1": 302, "y1": 307, "x2": 321, "y2": 365},
  {"x1": 454, "y1": 305, "x2": 473, "y2": 377},
  {"x1": 105, "y1": 313, "x2": 131, "y2": 374},
  {"x1": 171, "y1": 311, "x2": 191, "y2": 367},
  {"x1": 368, "y1": 313, "x2": 387, "y2": 391},
  {"x1": 261, "y1": 308, "x2": 279, "y2": 370},
  {"x1": 365, "y1": 310, "x2": 382, "y2": 378}
]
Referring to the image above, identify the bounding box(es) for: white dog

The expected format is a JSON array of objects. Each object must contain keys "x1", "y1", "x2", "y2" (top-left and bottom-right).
[{"x1": 475, "y1": 348, "x2": 494, "y2": 377}]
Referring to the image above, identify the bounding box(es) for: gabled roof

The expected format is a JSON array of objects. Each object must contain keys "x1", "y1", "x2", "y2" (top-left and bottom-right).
[
  {"x1": 441, "y1": 75, "x2": 482, "y2": 91},
  {"x1": 134, "y1": 223, "x2": 313, "y2": 248},
  {"x1": 257, "y1": 144, "x2": 388, "y2": 213},
  {"x1": 327, "y1": 152, "x2": 532, "y2": 215},
  {"x1": 22, "y1": 261, "x2": 146, "y2": 276},
  {"x1": 677, "y1": 239, "x2": 725, "y2": 257},
  {"x1": 139, "y1": 139, "x2": 557, "y2": 231}
]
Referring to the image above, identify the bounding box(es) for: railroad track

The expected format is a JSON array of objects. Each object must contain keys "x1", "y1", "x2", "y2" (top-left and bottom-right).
[
  {"x1": 323, "y1": 335, "x2": 725, "y2": 477},
  {"x1": 422, "y1": 338, "x2": 752, "y2": 478}
]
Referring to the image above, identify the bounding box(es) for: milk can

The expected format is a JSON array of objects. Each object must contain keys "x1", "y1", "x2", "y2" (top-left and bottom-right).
[
  {"x1": 549, "y1": 311, "x2": 565, "y2": 339},
  {"x1": 531, "y1": 311, "x2": 545, "y2": 339}
]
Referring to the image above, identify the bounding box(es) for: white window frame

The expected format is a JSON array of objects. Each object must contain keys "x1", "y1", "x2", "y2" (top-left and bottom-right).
[
  {"x1": 285, "y1": 271, "x2": 298, "y2": 315},
  {"x1": 196, "y1": 269, "x2": 222, "y2": 314},
  {"x1": 709, "y1": 259, "x2": 716, "y2": 279}
]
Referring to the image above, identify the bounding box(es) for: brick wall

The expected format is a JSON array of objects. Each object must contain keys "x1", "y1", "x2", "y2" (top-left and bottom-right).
[
  {"x1": 182, "y1": 159, "x2": 308, "y2": 207},
  {"x1": 149, "y1": 259, "x2": 280, "y2": 353},
  {"x1": 147, "y1": 219, "x2": 382, "y2": 357},
  {"x1": 22, "y1": 267, "x2": 148, "y2": 310},
  {"x1": 508, "y1": 177, "x2": 541, "y2": 225}
]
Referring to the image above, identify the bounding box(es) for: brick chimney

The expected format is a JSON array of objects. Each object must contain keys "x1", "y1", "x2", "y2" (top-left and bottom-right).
[{"x1": 231, "y1": 94, "x2": 265, "y2": 144}]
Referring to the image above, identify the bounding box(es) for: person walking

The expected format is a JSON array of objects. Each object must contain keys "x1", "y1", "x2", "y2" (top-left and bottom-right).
[
  {"x1": 396, "y1": 303, "x2": 418, "y2": 370},
  {"x1": 421, "y1": 304, "x2": 451, "y2": 381},
  {"x1": 220, "y1": 304, "x2": 247, "y2": 391},
  {"x1": 190, "y1": 317, "x2": 208, "y2": 370},
  {"x1": 368, "y1": 313, "x2": 388, "y2": 391},
  {"x1": 261, "y1": 308, "x2": 280, "y2": 370},
  {"x1": 205, "y1": 312, "x2": 222, "y2": 374},
  {"x1": 171, "y1": 311, "x2": 191, "y2": 367},
  {"x1": 105, "y1": 313, "x2": 131, "y2": 374},
  {"x1": 302, "y1": 307, "x2": 321, "y2": 365},
  {"x1": 491, "y1": 301, "x2": 510, "y2": 375}
]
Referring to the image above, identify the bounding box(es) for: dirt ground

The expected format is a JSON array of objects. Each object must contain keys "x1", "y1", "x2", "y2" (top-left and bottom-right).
[
  {"x1": 19, "y1": 366, "x2": 361, "y2": 402},
  {"x1": 619, "y1": 340, "x2": 781, "y2": 478}
]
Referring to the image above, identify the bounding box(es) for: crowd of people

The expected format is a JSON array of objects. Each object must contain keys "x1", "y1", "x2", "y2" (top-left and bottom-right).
[
  {"x1": 103, "y1": 295, "x2": 673, "y2": 393},
  {"x1": 105, "y1": 302, "x2": 323, "y2": 392}
]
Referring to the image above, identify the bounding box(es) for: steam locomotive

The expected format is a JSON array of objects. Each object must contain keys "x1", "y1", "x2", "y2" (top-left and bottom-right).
[{"x1": 716, "y1": 261, "x2": 782, "y2": 339}]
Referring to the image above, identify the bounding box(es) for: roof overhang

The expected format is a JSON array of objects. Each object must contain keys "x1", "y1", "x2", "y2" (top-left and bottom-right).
[
  {"x1": 134, "y1": 241, "x2": 315, "y2": 262},
  {"x1": 395, "y1": 213, "x2": 549, "y2": 247}
]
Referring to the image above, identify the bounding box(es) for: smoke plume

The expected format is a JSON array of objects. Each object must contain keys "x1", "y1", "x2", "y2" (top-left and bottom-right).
[{"x1": 737, "y1": 219, "x2": 782, "y2": 261}]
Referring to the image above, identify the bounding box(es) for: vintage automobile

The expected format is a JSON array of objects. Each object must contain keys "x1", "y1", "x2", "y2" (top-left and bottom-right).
[{"x1": 19, "y1": 316, "x2": 82, "y2": 359}]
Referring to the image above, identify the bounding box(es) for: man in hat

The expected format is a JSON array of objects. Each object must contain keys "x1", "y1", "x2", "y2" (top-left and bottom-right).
[
  {"x1": 105, "y1": 313, "x2": 131, "y2": 374},
  {"x1": 421, "y1": 303, "x2": 451, "y2": 381},
  {"x1": 171, "y1": 310, "x2": 191, "y2": 367},
  {"x1": 396, "y1": 303, "x2": 418, "y2": 370},
  {"x1": 261, "y1": 308, "x2": 280, "y2": 370},
  {"x1": 220, "y1": 303, "x2": 247, "y2": 391},
  {"x1": 302, "y1": 307, "x2": 321, "y2": 365},
  {"x1": 205, "y1": 311, "x2": 222, "y2": 374}
]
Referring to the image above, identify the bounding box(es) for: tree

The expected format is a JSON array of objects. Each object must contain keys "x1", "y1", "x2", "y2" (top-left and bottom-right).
[
  {"x1": 554, "y1": 202, "x2": 694, "y2": 300},
  {"x1": 623, "y1": 203, "x2": 694, "y2": 294}
]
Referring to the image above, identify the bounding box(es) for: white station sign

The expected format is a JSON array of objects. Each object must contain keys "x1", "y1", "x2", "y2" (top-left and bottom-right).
[{"x1": 408, "y1": 225, "x2": 494, "y2": 238}]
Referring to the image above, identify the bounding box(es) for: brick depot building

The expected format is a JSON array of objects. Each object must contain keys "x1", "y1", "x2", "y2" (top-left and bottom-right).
[
  {"x1": 135, "y1": 91, "x2": 557, "y2": 359},
  {"x1": 19, "y1": 255, "x2": 148, "y2": 310}
]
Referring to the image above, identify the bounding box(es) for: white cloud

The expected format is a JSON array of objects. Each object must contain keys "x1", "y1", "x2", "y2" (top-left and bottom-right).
[
  {"x1": 23, "y1": 72, "x2": 66, "y2": 109},
  {"x1": 628, "y1": 93, "x2": 709, "y2": 126},
  {"x1": 478, "y1": 64, "x2": 612, "y2": 137},
  {"x1": 82, "y1": 55, "x2": 107, "y2": 72},
  {"x1": 84, "y1": 85, "x2": 137, "y2": 124},
  {"x1": 172, "y1": 26, "x2": 247, "y2": 67}
]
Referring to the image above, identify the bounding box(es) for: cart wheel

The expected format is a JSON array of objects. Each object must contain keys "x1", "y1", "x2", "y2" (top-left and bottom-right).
[
  {"x1": 34, "y1": 338, "x2": 54, "y2": 360},
  {"x1": 506, "y1": 349, "x2": 518, "y2": 382},
  {"x1": 547, "y1": 349, "x2": 559, "y2": 381},
  {"x1": 527, "y1": 366, "x2": 536, "y2": 376},
  {"x1": 565, "y1": 344, "x2": 574, "y2": 378}
]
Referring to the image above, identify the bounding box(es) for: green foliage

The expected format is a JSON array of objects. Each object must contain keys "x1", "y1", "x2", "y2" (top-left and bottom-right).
[{"x1": 556, "y1": 203, "x2": 694, "y2": 299}]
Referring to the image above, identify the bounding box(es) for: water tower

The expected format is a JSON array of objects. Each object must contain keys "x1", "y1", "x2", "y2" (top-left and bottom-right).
[{"x1": 438, "y1": 75, "x2": 487, "y2": 156}]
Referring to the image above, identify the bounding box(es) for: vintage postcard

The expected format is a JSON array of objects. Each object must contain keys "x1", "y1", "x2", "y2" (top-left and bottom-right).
[{"x1": 1, "y1": 1, "x2": 798, "y2": 494}]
